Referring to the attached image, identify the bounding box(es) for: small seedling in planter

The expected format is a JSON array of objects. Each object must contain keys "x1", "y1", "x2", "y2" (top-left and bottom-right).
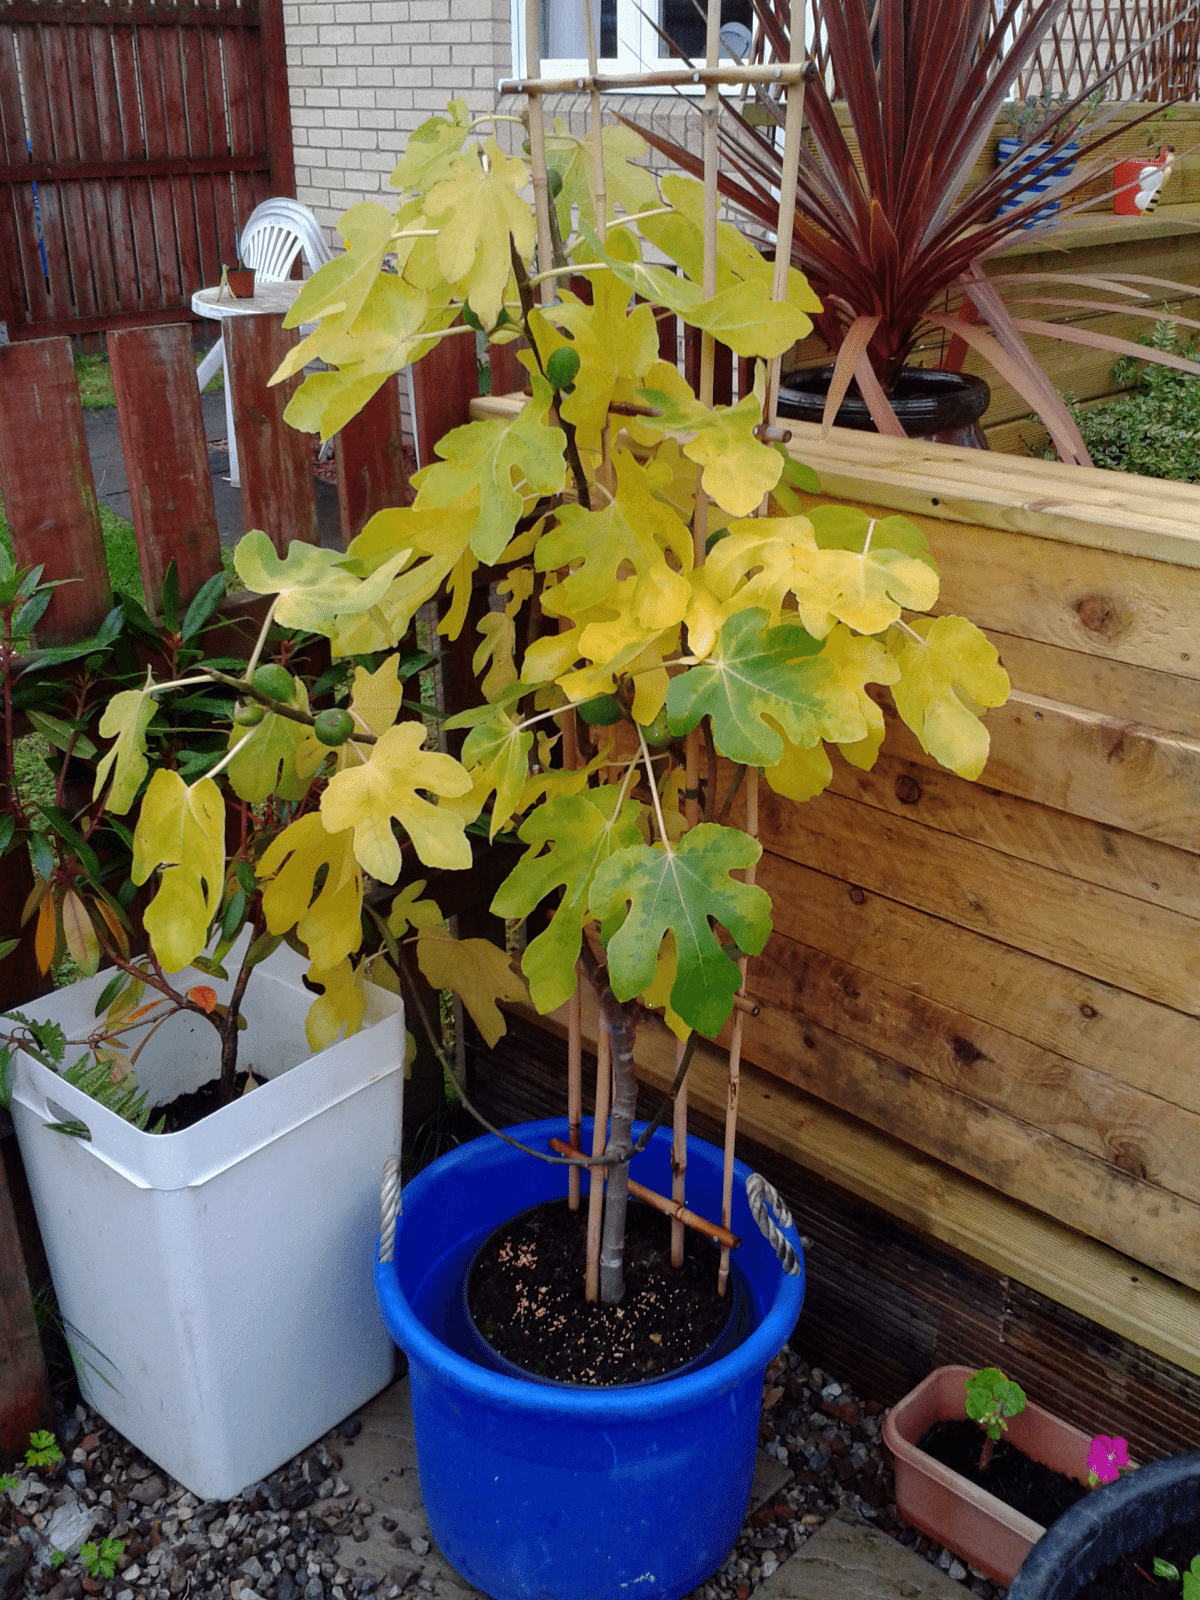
[
  {"x1": 24, "y1": 1429, "x2": 63, "y2": 1469},
  {"x1": 80, "y1": 1537, "x2": 124, "y2": 1581},
  {"x1": 0, "y1": 1473, "x2": 17, "y2": 1494},
  {"x1": 965, "y1": 1367, "x2": 1026, "y2": 1470},
  {"x1": 49, "y1": 1551, "x2": 66, "y2": 1569},
  {"x1": 1155, "y1": 1556, "x2": 1200, "y2": 1595},
  {"x1": 1087, "y1": 1433, "x2": 1130, "y2": 1487}
]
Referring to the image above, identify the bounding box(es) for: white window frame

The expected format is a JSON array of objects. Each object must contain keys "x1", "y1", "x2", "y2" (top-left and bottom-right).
[{"x1": 510, "y1": 1, "x2": 751, "y2": 88}]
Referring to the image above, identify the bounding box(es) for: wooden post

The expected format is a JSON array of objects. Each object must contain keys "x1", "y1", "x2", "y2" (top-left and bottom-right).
[
  {"x1": 0, "y1": 1147, "x2": 52, "y2": 1456},
  {"x1": 225, "y1": 315, "x2": 318, "y2": 551},
  {"x1": 410, "y1": 321, "x2": 479, "y2": 473},
  {"x1": 335, "y1": 373, "x2": 409, "y2": 547},
  {"x1": 0, "y1": 339, "x2": 111, "y2": 643},
  {"x1": 109, "y1": 324, "x2": 224, "y2": 610},
  {"x1": 259, "y1": 0, "x2": 296, "y2": 199}
]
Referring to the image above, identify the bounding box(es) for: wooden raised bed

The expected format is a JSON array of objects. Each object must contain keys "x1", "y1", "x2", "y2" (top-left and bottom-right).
[{"x1": 470, "y1": 397, "x2": 1200, "y2": 1405}]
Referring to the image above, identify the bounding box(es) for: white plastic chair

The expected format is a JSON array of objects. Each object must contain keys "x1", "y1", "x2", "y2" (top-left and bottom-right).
[{"x1": 196, "y1": 199, "x2": 334, "y2": 484}]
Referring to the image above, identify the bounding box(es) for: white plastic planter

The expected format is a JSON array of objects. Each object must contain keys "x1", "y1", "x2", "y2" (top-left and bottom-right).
[{"x1": 9, "y1": 940, "x2": 404, "y2": 1501}]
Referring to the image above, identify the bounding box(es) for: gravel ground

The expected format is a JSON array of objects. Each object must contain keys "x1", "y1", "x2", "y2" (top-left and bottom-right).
[{"x1": 0, "y1": 1343, "x2": 1008, "y2": 1600}]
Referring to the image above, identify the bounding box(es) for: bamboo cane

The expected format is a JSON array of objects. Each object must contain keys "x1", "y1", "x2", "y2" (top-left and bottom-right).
[
  {"x1": 766, "y1": 0, "x2": 808, "y2": 428},
  {"x1": 718, "y1": 766, "x2": 757, "y2": 1294},
  {"x1": 523, "y1": 0, "x2": 555, "y2": 306},
  {"x1": 549, "y1": 1141, "x2": 740, "y2": 1250},
  {"x1": 498, "y1": 63, "x2": 811, "y2": 95},
  {"x1": 585, "y1": 1021, "x2": 611, "y2": 1302},
  {"x1": 582, "y1": 0, "x2": 607, "y2": 248}
]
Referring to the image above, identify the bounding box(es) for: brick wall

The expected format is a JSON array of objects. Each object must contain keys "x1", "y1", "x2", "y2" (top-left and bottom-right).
[{"x1": 284, "y1": 0, "x2": 514, "y2": 238}]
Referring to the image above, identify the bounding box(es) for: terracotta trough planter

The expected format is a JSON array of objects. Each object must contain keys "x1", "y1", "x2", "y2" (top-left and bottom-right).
[{"x1": 882, "y1": 1365, "x2": 1094, "y2": 1585}]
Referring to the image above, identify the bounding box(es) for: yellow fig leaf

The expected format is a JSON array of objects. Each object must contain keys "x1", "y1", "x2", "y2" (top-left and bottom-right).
[
  {"x1": 227, "y1": 679, "x2": 315, "y2": 804},
  {"x1": 454, "y1": 705, "x2": 533, "y2": 839},
  {"x1": 94, "y1": 686, "x2": 157, "y2": 815},
  {"x1": 283, "y1": 200, "x2": 399, "y2": 338},
  {"x1": 474, "y1": 611, "x2": 518, "y2": 703},
  {"x1": 422, "y1": 140, "x2": 536, "y2": 327},
  {"x1": 257, "y1": 815, "x2": 364, "y2": 972},
  {"x1": 808, "y1": 505, "x2": 940, "y2": 635},
  {"x1": 537, "y1": 448, "x2": 693, "y2": 640},
  {"x1": 632, "y1": 362, "x2": 781, "y2": 516},
  {"x1": 233, "y1": 531, "x2": 412, "y2": 635},
  {"x1": 415, "y1": 375, "x2": 566, "y2": 563},
  {"x1": 890, "y1": 615, "x2": 1010, "y2": 781},
  {"x1": 348, "y1": 655, "x2": 406, "y2": 739},
  {"x1": 541, "y1": 273, "x2": 662, "y2": 453},
  {"x1": 304, "y1": 958, "x2": 366, "y2": 1053},
  {"x1": 387, "y1": 878, "x2": 444, "y2": 938},
  {"x1": 337, "y1": 496, "x2": 480, "y2": 652},
  {"x1": 321, "y1": 721, "x2": 472, "y2": 881},
  {"x1": 132, "y1": 771, "x2": 225, "y2": 973},
  {"x1": 390, "y1": 99, "x2": 472, "y2": 194},
  {"x1": 416, "y1": 925, "x2": 528, "y2": 1049},
  {"x1": 686, "y1": 276, "x2": 813, "y2": 359},
  {"x1": 640, "y1": 930, "x2": 690, "y2": 1042},
  {"x1": 544, "y1": 120, "x2": 660, "y2": 237},
  {"x1": 821, "y1": 624, "x2": 900, "y2": 770},
  {"x1": 764, "y1": 738, "x2": 834, "y2": 803}
]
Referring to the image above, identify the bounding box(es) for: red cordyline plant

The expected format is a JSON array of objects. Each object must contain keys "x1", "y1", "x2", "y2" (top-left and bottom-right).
[{"x1": 627, "y1": 0, "x2": 1200, "y2": 463}]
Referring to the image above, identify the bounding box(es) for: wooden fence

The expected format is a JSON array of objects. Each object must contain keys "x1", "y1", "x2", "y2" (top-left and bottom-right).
[{"x1": 0, "y1": 0, "x2": 294, "y2": 344}]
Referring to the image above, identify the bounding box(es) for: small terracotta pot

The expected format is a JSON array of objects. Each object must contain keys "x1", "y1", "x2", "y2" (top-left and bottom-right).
[
  {"x1": 882, "y1": 1365, "x2": 1094, "y2": 1585},
  {"x1": 226, "y1": 266, "x2": 256, "y2": 299}
]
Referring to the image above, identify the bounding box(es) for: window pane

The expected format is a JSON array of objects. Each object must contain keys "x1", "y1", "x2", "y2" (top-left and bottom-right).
[
  {"x1": 658, "y1": 0, "x2": 751, "y2": 58},
  {"x1": 539, "y1": 0, "x2": 618, "y2": 59}
]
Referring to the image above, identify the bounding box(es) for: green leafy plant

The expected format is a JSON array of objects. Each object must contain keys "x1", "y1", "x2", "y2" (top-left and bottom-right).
[
  {"x1": 1154, "y1": 1555, "x2": 1200, "y2": 1596},
  {"x1": 17, "y1": 100, "x2": 1010, "y2": 1310},
  {"x1": 0, "y1": 1472, "x2": 17, "y2": 1493},
  {"x1": 80, "y1": 1537, "x2": 124, "y2": 1581},
  {"x1": 1039, "y1": 321, "x2": 1200, "y2": 483},
  {"x1": 24, "y1": 1429, "x2": 62, "y2": 1468},
  {"x1": 965, "y1": 1367, "x2": 1026, "y2": 1470},
  {"x1": 49, "y1": 1551, "x2": 66, "y2": 1569}
]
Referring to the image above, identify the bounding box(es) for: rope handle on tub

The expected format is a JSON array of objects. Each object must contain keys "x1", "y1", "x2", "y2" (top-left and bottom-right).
[
  {"x1": 379, "y1": 1154, "x2": 401, "y2": 1264},
  {"x1": 746, "y1": 1173, "x2": 802, "y2": 1276}
]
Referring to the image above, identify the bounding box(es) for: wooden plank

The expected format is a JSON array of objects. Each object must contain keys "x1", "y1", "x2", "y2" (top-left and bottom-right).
[
  {"x1": 981, "y1": 629, "x2": 1200, "y2": 736},
  {"x1": 0, "y1": 0, "x2": 260, "y2": 25},
  {"x1": 61, "y1": 23, "x2": 118, "y2": 318},
  {"x1": 225, "y1": 314, "x2": 318, "y2": 551},
  {"x1": 751, "y1": 780, "x2": 1200, "y2": 1018},
  {"x1": 40, "y1": 23, "x2": 98, "y2": 321},
  {"x1": 0, "y1": 1154, "x2": 51, "y2": 1456},
  {"x1": 134, "y1": 23, "x2": 184, "y2": 310},
  {"x1": 733, "y1": 968, "x2": 1200, "y2": 1289},
  {"x1": 410, "y1": 323, "x2": 478, "y2": 473},
  {"x1": 0, "y1": 339, "x2": 111, "y2": 640},
  {"x1": 737, "y1": 931, "x2": 1200, "y2": 1209},
  {"x1": 241, "y1": 26, "x2": 270, "y2": 165},
  {"x1": 0, "y1": 152, "x2": 273, "y2": 185},
  {"x1": 222, "y1": 21, "x2": 257, "y2": 235},
  {"x1": 334, "y1": 374, "x2": 408, "y2": 547},
  {"x1": 8, "y1": 304, "x2": 196, "y2": 340},
  {"x1": 16, "y1": 27, "x2": 72, "y2": 328},
  {"x1": 755, "y1": 847, "x2": 1200, "y2": 1115},
  {"x1": 108, "y1": 324, "x2": 223, "y2": 608},
  {"x1": 178, "y1": 24, "x2": 222, "y2": 287},
  {"x1": 110, "y1": 25, "x2": 165, "y2": 315},
  {"x1": 258, "y1": 0, "x2": 295, "y2": 199},
  {"x1": 684, "y1": 322, "x2": 733, "y2": 404},
  {"x1": 0, "y1": 26, "x2": 46, "y2": 333},
  {"x1": 199, "y1": 1, "x2": 238, "y2": 267},
  {"x1": 881, "y1": 689, "x2": 1200, "y2": 856},
  {"x1": 488, "y1": 337, "x2": 527, "y2": 400},
  {"x1": 155, "y1": 27, "x2": 203, "y2": 300},
  {"x1": 87, "y1": 20, "x2": 140, "y2": 319},
  {"x1": 515, "y1": 991, "x2": 1200, "y2": 1378},
  {"x1": 825, "y1": 746, "x2": 1200, "y2": 921}
]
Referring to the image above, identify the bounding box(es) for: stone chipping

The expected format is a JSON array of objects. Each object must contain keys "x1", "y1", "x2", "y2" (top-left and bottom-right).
[{"x1": 0, "y1": 1341, "x2": 1009, "y2": 1600}]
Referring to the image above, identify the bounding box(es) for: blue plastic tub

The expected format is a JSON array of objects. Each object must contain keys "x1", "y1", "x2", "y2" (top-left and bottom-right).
[{"x1": 374, "y1": 1118, "x2": 806, "y2": 1600}]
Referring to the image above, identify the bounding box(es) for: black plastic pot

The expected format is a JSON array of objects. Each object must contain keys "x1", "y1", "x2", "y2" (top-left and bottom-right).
[
  {"x1": 776, "y1": 365, "x2": 990, "y2": 448},
  {"x1": 1008, "y1": 1452, "x2": 1200, "y2": 1599}
]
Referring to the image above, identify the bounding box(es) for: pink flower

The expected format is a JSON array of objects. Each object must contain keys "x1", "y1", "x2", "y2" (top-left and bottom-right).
[{"x1": 1087, "y1": 1435, "x2": 1129, "y2": 1486}]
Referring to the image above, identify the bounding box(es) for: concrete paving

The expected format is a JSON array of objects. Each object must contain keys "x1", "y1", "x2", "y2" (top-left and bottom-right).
[
  {"x1": 322, "y1": 1375, "x2": 954, "y2": 1600},
  {"x1": 81, "y1": 389, "x2": 343, "y2": 550}
]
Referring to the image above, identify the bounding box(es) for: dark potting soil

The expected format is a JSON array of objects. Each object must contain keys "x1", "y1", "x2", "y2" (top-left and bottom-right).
[
  {"x1": 467, "y1": 1198, "x2": 738, "y2": 1385},
  {"x1": 917, "y1": 1420, "x2": 1089, "y2": 1526},
  {"x1": 155, "y1": 1071, "x2": 249, "y2": 1133},
  {"x1": 1075, "y1": 1510, "x2": 1200, "y2": 1598}
]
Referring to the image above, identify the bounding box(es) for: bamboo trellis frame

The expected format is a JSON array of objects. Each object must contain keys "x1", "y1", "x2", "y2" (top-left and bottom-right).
[{"x1": 504, "y1": 0, "x2": 809, "y2": 1297}]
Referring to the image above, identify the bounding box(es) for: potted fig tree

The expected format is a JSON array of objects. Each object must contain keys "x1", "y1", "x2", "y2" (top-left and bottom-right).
[{"x1": 206, "y1": 83, "x2": 1016, "y2": 1596}]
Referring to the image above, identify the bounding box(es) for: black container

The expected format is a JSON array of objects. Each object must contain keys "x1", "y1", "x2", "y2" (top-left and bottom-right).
[
  {"x1": 1008, "y1": 1452, "x2": 1200, "y2": 1599},
  {"x1": 776, "y1": 365, "x2": 991, "y2": 448}
]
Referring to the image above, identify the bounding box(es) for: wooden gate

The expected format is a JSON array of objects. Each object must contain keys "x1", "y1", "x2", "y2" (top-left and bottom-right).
[{"x1": 0, "y1": 0, "x2": 294, "y2": 342}]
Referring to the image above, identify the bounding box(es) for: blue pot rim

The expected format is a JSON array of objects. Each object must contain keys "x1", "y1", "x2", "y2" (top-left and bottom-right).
[{"x1": 375, "y1": 1118, "x2": 806, "y2": 1421}]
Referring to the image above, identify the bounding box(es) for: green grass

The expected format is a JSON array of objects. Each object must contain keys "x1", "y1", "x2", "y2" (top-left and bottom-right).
[{"x1": 73, "y1": 347, "x2": 223, "y2": 411}]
